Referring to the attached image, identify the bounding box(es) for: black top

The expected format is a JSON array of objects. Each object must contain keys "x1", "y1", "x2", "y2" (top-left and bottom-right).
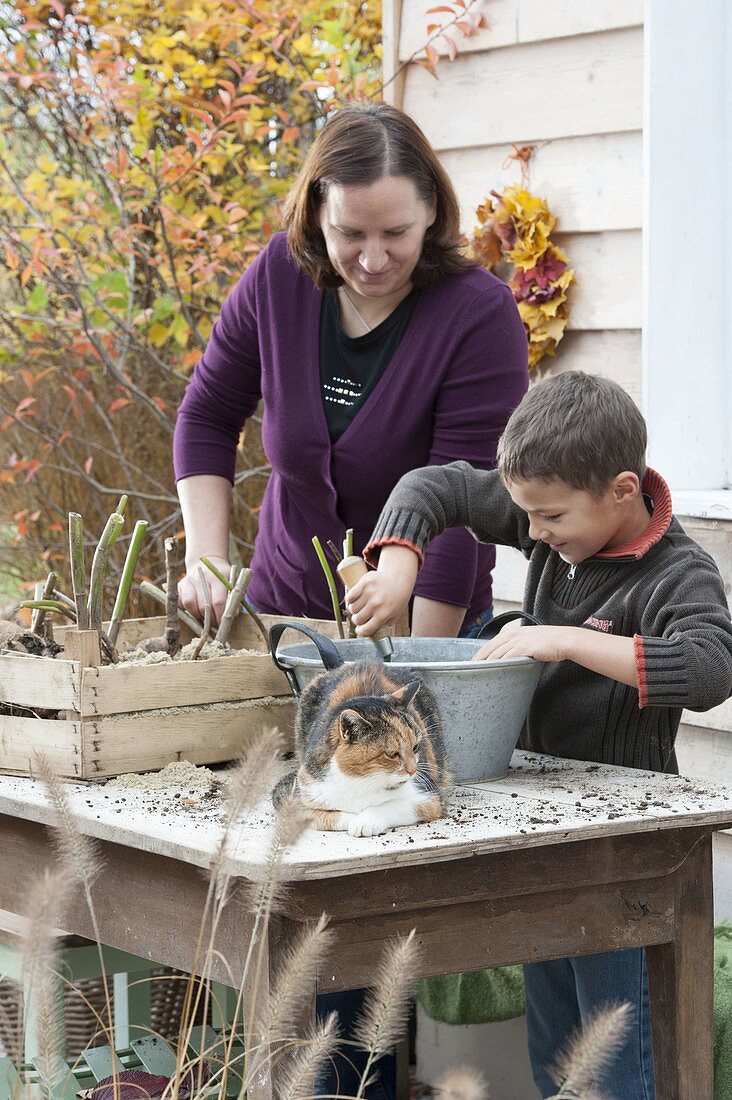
[{"x1": 319, "y1": 288, "x2": 420, "y2": 442}]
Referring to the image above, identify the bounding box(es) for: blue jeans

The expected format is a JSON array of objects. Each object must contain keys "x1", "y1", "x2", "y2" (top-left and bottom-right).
[
  {"x1": 458, "y1": 604, "x2": 494, "y2": 639},
  {"x1": 524, "y1": 948, "x2": 656, "y2": 1099}
]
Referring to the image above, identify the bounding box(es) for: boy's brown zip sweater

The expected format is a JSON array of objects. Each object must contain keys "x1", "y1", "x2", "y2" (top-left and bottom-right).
[{"x1": 365, "y1": 463, "x2": 732, "y2": 773}]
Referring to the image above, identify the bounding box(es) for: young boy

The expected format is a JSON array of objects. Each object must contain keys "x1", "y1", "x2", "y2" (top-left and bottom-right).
[{"x1": 346, "y1": 371, "x2": 732, "y2": 1099}]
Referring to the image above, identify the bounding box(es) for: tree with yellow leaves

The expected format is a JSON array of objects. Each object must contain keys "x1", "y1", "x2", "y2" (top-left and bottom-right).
[{"x1": 0, "y1": 0, "x2": 381, "y2": 595}]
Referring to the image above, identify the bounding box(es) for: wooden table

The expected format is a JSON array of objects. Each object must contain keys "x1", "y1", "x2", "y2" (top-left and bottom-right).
[{"x1": 0, "y1": 751, "x2": 730, "y2": 1099}]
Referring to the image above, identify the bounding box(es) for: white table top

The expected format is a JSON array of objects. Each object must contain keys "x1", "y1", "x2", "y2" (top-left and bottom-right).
[{"x1": 0, "y1": 753, "x2": 730, "y2": 880}]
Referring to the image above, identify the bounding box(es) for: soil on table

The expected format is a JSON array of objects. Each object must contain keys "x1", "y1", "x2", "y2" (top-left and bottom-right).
[
  {"x1": 106, "y1": 759, "x2": 217, "y2": 791},
  {"x1": 117, "y1": 638, "x2": 260, "y2": 666},
  {"x1": 0, "y1": 619, "x2": 262, "y2": 665}
]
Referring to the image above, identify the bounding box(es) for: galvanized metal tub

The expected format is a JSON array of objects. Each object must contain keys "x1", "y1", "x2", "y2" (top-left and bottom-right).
[{"x1": 272, "y1": 634, "x2": 543, "y2": 783}]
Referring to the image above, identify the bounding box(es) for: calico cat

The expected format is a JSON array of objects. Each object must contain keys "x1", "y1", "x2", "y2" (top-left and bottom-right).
[{"x1": 273, "y1": 662, "x2": 449, "y2": 837}]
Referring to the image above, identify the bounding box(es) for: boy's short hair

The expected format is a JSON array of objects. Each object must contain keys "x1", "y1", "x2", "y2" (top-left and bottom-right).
[{"x1": 497, "y1": 371, "x2": 647, "y2": 496}]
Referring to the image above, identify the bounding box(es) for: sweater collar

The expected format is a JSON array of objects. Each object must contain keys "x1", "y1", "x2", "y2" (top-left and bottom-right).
[{"x1": 593, "y1": 468, "x2": 672, "y2": 561}]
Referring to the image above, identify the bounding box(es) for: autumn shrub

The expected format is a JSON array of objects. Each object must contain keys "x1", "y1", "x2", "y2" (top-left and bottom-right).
[{"x1": 0, "y1": 0, "x2": 381, "y2": 607}]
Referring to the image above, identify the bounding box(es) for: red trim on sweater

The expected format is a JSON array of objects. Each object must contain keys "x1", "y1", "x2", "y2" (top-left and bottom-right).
[
  {"x1": 634, "y1": 634, "x2": 649, "y2": 709},
  {"x1": 594, "y1": 468, "x2": 673, "y2": 561},
  {"x1": 363, "y1": 537, "x2": 424, "y2": 571}
]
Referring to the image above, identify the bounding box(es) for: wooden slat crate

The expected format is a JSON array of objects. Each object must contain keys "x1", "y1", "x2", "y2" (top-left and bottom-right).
[{"x1": 0, "y1": 613, "x2": 341, "y2": 781}]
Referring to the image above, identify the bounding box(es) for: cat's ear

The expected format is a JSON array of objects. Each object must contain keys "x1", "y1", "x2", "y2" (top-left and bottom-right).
[
  {"x1": 387, "y1": 681, "x2": 420, "y2": 708},
  {"x1": 339, "y1": 709, "x2": 370, "y2": 741}
]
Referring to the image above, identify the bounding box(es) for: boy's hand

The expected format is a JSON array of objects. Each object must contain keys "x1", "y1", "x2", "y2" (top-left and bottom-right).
[
  {"x1": 346, "y1": 545, "x2": 419, "y2": 636},
  {"x1": 472, "y1": 624, "x2": 571, "y2": 663},
  {"x1": 472, "y1": 625, "x2": 639, "y2": 689}
]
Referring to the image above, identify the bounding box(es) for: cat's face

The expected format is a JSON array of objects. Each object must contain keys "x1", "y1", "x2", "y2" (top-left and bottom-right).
[{"x1": 332, "y1": 681, "x2": 424, "y2": 785}]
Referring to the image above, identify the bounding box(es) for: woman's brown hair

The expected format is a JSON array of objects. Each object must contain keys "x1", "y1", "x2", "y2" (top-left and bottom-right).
[{"x1": 283, "y1": 102, "x2": 476, "y2": 289}]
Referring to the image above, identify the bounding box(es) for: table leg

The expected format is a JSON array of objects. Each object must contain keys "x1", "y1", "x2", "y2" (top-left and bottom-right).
[
  {"x1": 647, "y1": 833, "x2": 714, "y2": 1100},
  {"x1": 242, "y1": 916, "x2": 318, "y2": 1100}
]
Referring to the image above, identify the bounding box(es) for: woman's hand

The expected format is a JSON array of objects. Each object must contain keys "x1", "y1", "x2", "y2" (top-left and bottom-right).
[
  {"x1": 346, "y1": 545, "x2": 419, "y2": 636},
  {"x1": 179, "y1": 554, "x2": 230, "y2": 626}
]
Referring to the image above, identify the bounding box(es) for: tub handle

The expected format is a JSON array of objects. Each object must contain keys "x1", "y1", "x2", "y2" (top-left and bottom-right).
[
  {"x1": 269, "y1": 621, "x2": 345, "y2": 696},
  {"x1": 476, "y1": 610, "x2": 543, "y2": 642}
]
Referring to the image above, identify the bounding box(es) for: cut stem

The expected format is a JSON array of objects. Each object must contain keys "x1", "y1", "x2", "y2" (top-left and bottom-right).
[
  {"x1": 344, "y1": 528, "x2": 354, "y2": 559},
  {"x1": 108, "y1": 520, "x2": 148, "y2": 645},
  {"x1": 68, "y1": 512, "x2": 88, "y2": 630},
  {"x1": 20, "y1": 600, "x2": 76, "y2": 620},
  {"x1": 312, "y1": 536, "x2": 344, "y2": 638},
  {"x1": 201, "y1": 555, "x2": 233, "y2": 592},
  {"x1": 52, "y1": 589, "x2": 78, "y2": 615},
  {"x1": 201, "y1": 556, "x2": 268, "y2": 646},
  {"x1": 139, "y1": 581, "x2": 204, "y2": 637},
  {"x1": 87, "y1": 511, "x2": 124, "y2": 633},
  {"x1": 30, "y1": 572, "x2": 57, "y2": 636},
  {"x1": 326, "y1": 540, "x2": 342, "y2": 565},
  {"x1": 164, "y1": 537, "x2": 181, "y2": 656},
  {"x1": 216, "y1": 567, "x2": 252, "y2": 645},
  {"x1": 30, "y1": 582, "x2": 44, "y2": 635},
  {"x1": 191, "y1": 569, "x2": 212, "y2": 659}
]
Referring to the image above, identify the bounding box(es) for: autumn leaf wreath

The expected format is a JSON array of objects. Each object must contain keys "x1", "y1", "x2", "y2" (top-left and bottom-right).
[{"x1": 472, "y1": 185, "x2": 575, "y2": 371}]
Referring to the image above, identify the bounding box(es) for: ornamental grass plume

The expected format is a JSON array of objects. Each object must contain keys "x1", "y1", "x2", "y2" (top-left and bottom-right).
[
  {"x1": 208, "y1": 726, "x2": 284, "y2": 908},
  {"x1": 246, "y1": 789, "x2": 310, "y2": 918},
  {"x1": 178, "y1": 725, "x2": 285, "y2": 1091},
  {"x1": 433, "y1": 1066, "x2": 488, "y2": 1100},
  {"x1": 18, "y1": 867, "x2": 74, "y2": 1097},
  {"x1": 32, "y1": 751, "x2": 102, "y2": 890},
  {"x1": 32, "y1": 751, "x2": 115, "y2": 1075},
  {"x1": 548, "y1": 1002, "x2": 632, "y2": 1099},
  {"x1": 247, "y1": 916, "x2": 335, "y2": 1091},
  {"x1": 352, "y1": 929, "x2": 421, "y2": 1098},
  {"x1": 257, "y1": 913, "x2": 334, "y2": 1043},
  {"x1": 277, "y1": 1012, "x2": 340, "y2": 1100}
]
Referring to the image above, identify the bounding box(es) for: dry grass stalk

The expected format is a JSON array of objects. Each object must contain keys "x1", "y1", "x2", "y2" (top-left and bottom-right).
[
  {"x1": 259, "y1": 913, "x2": 334, "y2": 1043},
  {"x1": 352, "y1": 928, "x2": 421, "y2": 1098},
  {"x1": 548, "y1": 1001, "x2": 632, "y2": 1099},
  {"x1": 433, "y1": 1066, "x2": 488, "y2": 1100},
  {"x1": 33, "y1": 752, "x2": 101, "y2": 890},
  {"x1": 32, "y1": 751, "x2": 116, "y2": 1077},
  {"x1": 208, "y1": 726, "x2": 284, "y2": 908},
  {"x1": 18, "y1": 866, "x2": 74, "y2": 1093},
  {"x1": 33, "y1": 976, "x2": 66, "y2": 1098},
  {"x1": 246, "y1": 791, "x2": 310, "y2": 916},
  {"x1": 19, "y1": 869, "x2": 73, "y2": 1000},
  {"x1": 234, "y1": 794, "x2": 310, "y2": 1099},
  {"x1": 176, "y1": 726, "x2": 285, "y2": 1088},
  {"x1": 246, "y1": 914, "x2": 334, "y2": 1089},
  {"x1": 277, "y1": 1011, "x2": 340, "y2": 1100}
]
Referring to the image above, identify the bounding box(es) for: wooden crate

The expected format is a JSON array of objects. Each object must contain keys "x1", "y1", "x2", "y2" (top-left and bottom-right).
[{"x1": 0, "y1": 614, "x2": 341, "y2": 781}]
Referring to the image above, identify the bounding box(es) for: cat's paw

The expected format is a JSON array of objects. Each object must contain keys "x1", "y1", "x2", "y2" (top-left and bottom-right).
[{"x1": 348, "y1": 809, "x2": 389, "y2": 838}]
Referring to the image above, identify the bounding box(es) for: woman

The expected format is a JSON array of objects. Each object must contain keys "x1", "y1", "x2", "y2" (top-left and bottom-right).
[
  {"x1": 174, "y1": 102, "x2": 528, "y2": 635},
  {"x1": 173, "y1": 102, "x2": 528, "y2": 1097}
]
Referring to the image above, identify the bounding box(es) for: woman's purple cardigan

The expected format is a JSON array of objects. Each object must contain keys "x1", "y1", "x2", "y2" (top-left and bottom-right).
[{"x1": 173, "y1": 233, "x2": 529, "y2": 621}]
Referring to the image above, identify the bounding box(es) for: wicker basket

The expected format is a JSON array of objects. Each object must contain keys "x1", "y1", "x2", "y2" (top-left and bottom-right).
[{"x1": 0, "y1": 969, "x2": 208, "y2": 1062}]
